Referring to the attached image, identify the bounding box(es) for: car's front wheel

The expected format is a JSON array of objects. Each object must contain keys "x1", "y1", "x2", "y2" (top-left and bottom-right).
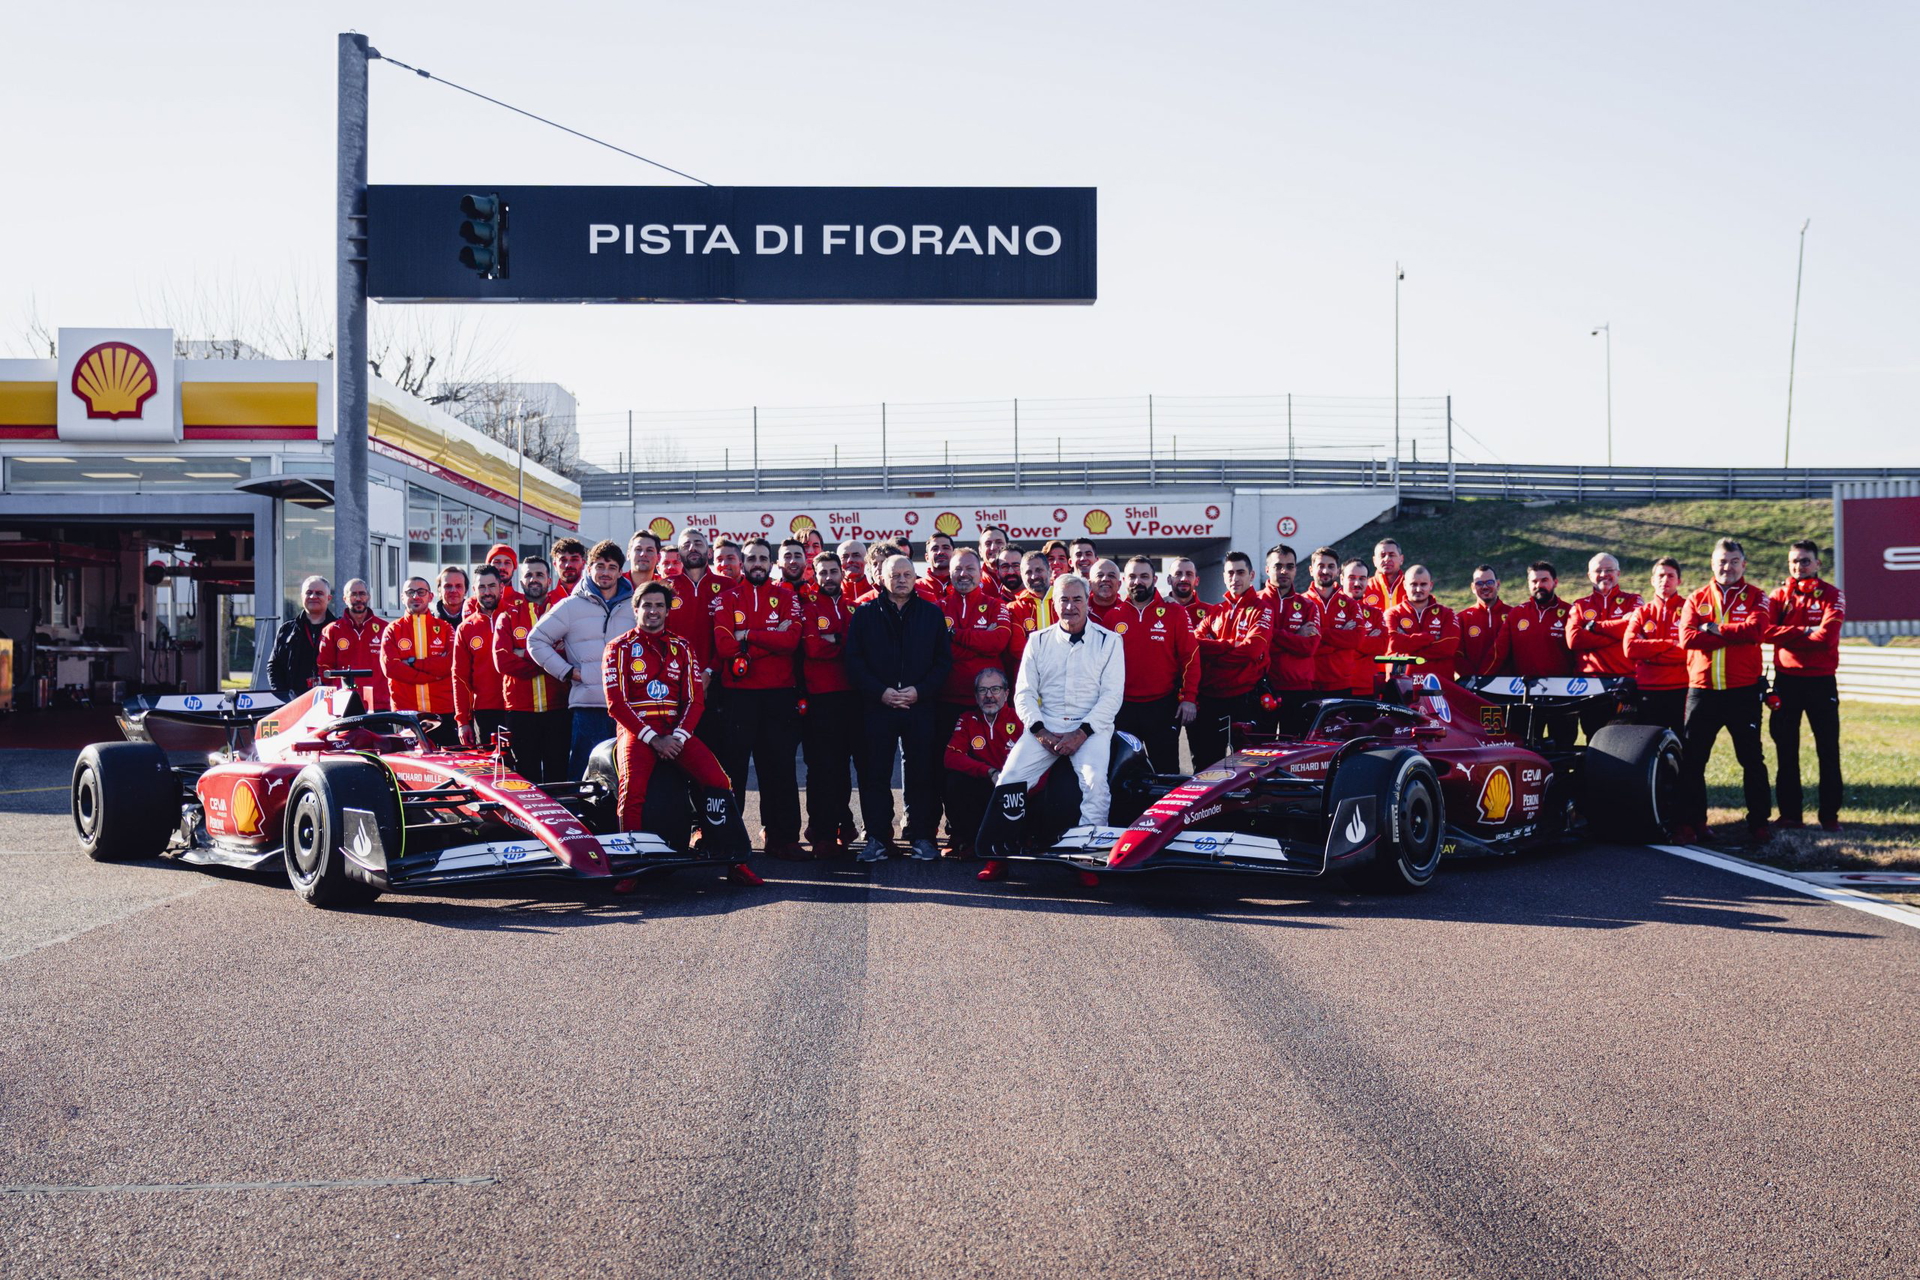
[
  {"x1": 284, "y1": 762, "x2": 390, "y2": 908},
  {"x1": 1336, "y1": 748, "x2": 1445, "y2": 893}
]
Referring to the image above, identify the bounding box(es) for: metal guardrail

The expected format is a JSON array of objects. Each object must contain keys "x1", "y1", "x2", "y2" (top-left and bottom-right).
[
  {"x1": 1772, "y1": 645, "x2": 1920, "y2": 706},
  {"x1": 577, "y1": 458, "x2": 1916, "y2": 503}
]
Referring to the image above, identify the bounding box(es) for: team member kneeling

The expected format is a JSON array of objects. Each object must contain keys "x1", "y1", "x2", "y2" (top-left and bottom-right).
[
  {"x1": 976, "y1": 575, "x2": 1126, "y2": 886},
  {"x1": 604, "y1": 582, "x2": 762, "y2": 888}
]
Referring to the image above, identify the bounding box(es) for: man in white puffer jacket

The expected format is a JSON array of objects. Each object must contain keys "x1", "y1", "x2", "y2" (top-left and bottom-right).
[{"x1": 976, "y1": 574, "x2": 1126, "y2": 880}]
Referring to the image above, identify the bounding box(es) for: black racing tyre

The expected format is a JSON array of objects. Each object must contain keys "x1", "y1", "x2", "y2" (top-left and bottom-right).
[
  {"x1": 72, "y1": 742, "x2": 177, "y2": 862},
  {"x1": 1580, "y1": 723, "x2": 1681, "y2": 843},
  {"x1": 284, "y1": 760, "x2": 391, "y2": 908},
  {"x1": 1106, "y1": 731, "x2": 1155, "y2": 828},
  {"x1": 583, "y1": 738, "x2": 620, "y2": 835},
  {"x1": 1336, "y1": 748, "x2": 1445, "y2": 893}
]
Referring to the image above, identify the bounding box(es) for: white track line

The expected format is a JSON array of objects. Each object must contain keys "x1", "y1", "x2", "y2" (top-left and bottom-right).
[{"x1": 1651, "y1": 844, "x2": 1920, "y2": 933}]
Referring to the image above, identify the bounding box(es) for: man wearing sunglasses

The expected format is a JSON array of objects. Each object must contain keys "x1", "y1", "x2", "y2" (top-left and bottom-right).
[{"x1": 380, "y1": 576, "x2": 460, "y2": 748}]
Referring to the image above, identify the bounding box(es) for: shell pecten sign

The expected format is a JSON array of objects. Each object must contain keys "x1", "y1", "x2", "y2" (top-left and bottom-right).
[
  {"x1": 56, "y1": 327, "x2": 177, "y2": 442},
  {"x1": 71, "y1": 342, "x2": 159, "y2": 420}
]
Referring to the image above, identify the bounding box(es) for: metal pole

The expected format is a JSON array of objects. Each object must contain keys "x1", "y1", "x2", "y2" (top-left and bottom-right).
[
  {"x1": 1446, "y1": 394, "x2": 1455, "y2": 501},
  {"x1": 333, "y1": 32, "x2": 372, "y2": 601},
  {"x1": 1591, "y1": 323, "x2": 1612, "y2": 466},
  {"x1": 1393, "y1": 263, "x2": 1403, "y2": 470},
  {"x1": 1287, "y1": 392, "x2": 1294, "y2": 486},
  {"x1": 752, "y1": 406, "x2": 760, "y2": 495},
  {"x1": 515, "y1": 407, "x2": 526, "y2": 546},
  {"x1": 880, "y1": 402, "x2": 888, "y2": 491},
  {"x1": 1784, "y1": 218, "x2": 1810, "y2": 466},
  {"x1": 627, "y1": 408, "x2": 635, "y2": 532},
  {"x1": 1147, "y1": 394, "x2": 1155, "y2": 485},
  {"x1": 1013, "y1": 399, "x2": 1021, "y2": 489}
]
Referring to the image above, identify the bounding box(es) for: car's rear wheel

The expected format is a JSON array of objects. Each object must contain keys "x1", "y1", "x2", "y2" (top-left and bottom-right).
[
  {"x1": 1337, "y1": 748, "x2": 1445, "y2": 893},
  {"x1": 284, "y1": 761, "x2": 390, "y2": 908},
  {"x1": 1580, "y1": 723, "x2": 1681, "y2": 842},
  {"x1": 72, "y1": 742, "x2": 177, "y2": 862}
]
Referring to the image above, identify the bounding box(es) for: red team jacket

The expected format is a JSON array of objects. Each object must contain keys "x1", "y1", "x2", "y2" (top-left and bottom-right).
[
  {"x1": 1096, "y1": 598, "x2": 1202, "y2": 703},
  {"x1": 603, "y1": 626, "x2": 705, "y2": 741},
  {"x1": 1482, "y1": 596, "x2": 1574, "y2": 677},
  {"x1": 1363, "y1": 570, "x2": 1407, "y2": 615},
  {"x1": 1565, "y1": 587, "x2": 1644, "y2": 677},
  {"x1": 1455, "y1": 600, "x2": 1510, "y2": 680},
  {"x1": 1257, "y1": 586, "x2": 1322, "y2": 691},
  {"x1": 1195, "y1": 589, "x2": 1274, "y2": 697},
  {"x1": 319, "y1": 611, "x2": 389, "y2": 712},
  {"x1": 379, "y1": 612, "x2": 456, "y2": 714},
  {"x1": 800, "y1": 592, "x2": 856, "y2": 695},
  {"x1": 1767, "y1": 577, "x2": 1845, "y2": 677},
  {"x1": 1007, "y1": 589, "x2": 1057, "y2": 635},
  {"x1": 1679, "y1": 580, "x2": 1772, "y2": 690},
  {"x1": 1383, "y1": 600, "x2": 1460, "y2": 669},
  {"x1": 664, "y1": 571, "x2": 731, "y2": 677},
  {"x1": 944, "y1": 703, "x2": 1024, "y2": 778},
  {"x1": 1306, "y1": 588, "x2": 1388, "y2": 693},
  {"x1": 939, "y1": 587, "x2": 1022, "y2": 704},
  {"x1": 453, "y1": 608, "x2": 507, "y2": 725},
  {"x1": 712, "y1": 580, "x2": 803, "y2": 692},
  {"x1": 1623, "y1": 594, "x2": 1689, "y2": 691},
  {"x1": 492, "y1": 596, "x2": 567, "y2": 713}
]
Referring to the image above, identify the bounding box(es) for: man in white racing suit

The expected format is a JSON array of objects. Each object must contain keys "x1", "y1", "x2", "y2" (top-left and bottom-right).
[{"x1": 976, "y1": 574, "x2": 1126, "y2": 881}]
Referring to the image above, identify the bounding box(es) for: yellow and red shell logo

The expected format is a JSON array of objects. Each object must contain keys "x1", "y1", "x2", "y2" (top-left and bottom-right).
[
  {"x1": 971, "y1": 734, "x2": 987, "y2": 751},
  {"x1": 1083, "y1": 509, "x2": 1112, "y2": 536},
  {"x1": 789, "y1": 514, "x2": 817, "y2": 536},
  {"x1": 816, "y1": 615, "x2": 830, "y2": 629},
  {"x1": 1516, "y1": 618, "x2": 1531, "y2": 632},
  {"x1": 336, "y1": 637, "x2": 352, "y2": 650},
  {"x1": 648, "y1": 516, "x2": 675, "y2": 540},
  {"x1": 932, "y1": 511, "x2": 963, "y2": 537},
  {"x1": 231, "y1": 781, "x2": 265, "y2": 837},
  {"x1": 499, "y1": 778, "x2": 532, "y2": 791},
  {"x1": 1477, "y1": 766, "x2": 1514, "y2": 823},
  {"x1": 1115, "y1": 621, "x2": 1129, "y2": 634},
  {"x1": 71, "y1": 341, "x2": 159, "y2": 420},
  {"x1": 468, "y1": 636, "x2": 484, "y2": 650}
]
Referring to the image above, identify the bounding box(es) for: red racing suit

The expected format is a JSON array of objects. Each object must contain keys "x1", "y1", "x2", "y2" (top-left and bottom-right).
[
  {"x1": 1096, "y1": 597, "x2": 1201, "y2": 703},
  {"x1": 1766, "y1": 577, "x2": 1845, "y2": 676},
  {"x1": 944, "y1": 703, "x2": 1024, "y2": 778},
  {"x1": 492, "y1": 596, "x2": 567, "y2": 713},
  {"x1": 1456, "y1": 600, "x2": 1510, "y2": 681},
  {"x1": 1383, "y1": 600, "x2": 1460, "y2": 671},
  {"x1": 939, "y1": 586, "x2": 1023, "y2": 705},
  {"x1": 602, "y1": 624, "x2": 732, "y2": 831},
  {"x1": 1623, "y1": 594, "x2": 1689, "y2": 691},
  {"x1": 1565, "y1": 587, "x2": 1643, "y2": 677},
  {"x1": 1257, "y1": 586, "x2": 1322, "y2": 691},
  {"x1": 319, "y1": 611, "x2": 389, "y2": 712},
  {"x1": 712, "y1": 579, "x2": 803, "y2": 692},
  {"x1": 1679, "y1": 580, "x2": 1772, "y2": 690},
  {"x1": 1480, "y1": 595, "x2": 1574, "y2": 678},
  {"x1": 452, "y1": 608, "x2": 507, "y2": 728},
  {"x1": 1195, "y1": 589, "x2": 1274, "y2": 698},
  {"x1": 379, "y1": 612, "x2": 456, "y2": 714}
]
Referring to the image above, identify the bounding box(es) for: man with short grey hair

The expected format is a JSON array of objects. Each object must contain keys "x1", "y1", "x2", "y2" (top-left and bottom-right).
[{"x1": 268, "y1": 575, "x2": 336, "y2": 695}]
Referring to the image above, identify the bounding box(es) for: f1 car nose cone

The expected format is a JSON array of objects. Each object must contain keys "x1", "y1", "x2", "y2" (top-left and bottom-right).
[{"x1": 1107, "y1": 830, "x2": 1154, "y2": 870}]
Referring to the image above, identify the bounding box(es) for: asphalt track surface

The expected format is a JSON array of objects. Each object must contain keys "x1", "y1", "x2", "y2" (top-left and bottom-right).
[{"x1": 3, "y1": 745, "x2": 1917, "y2": 1278}]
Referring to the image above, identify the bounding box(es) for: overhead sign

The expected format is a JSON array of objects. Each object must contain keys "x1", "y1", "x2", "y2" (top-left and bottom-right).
[
  {"x1": 57, "y1": 328, "x2": 176, "y2": 442},
  {"x1": 1835, "y1": 493, "x2": 1920, "y2": 624},
  {"x1": 615, "y1": 501, "x2": 1228, "y2": 548},
  {"x1": 366, "y1": 186, "x2": 1096, "y2": 304}
]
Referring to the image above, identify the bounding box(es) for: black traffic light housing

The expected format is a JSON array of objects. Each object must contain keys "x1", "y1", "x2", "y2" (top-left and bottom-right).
[{"x1": 458, "y1": 193, "x2": 509, "y2": 279}]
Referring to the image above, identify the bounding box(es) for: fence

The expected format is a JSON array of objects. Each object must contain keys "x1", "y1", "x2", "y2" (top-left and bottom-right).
[{"x1": 1771, "y1": 645, "x2": 1920, "y2": 706}]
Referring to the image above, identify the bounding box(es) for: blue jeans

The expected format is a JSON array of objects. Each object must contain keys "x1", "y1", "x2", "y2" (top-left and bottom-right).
[{"x1": 568, "y1": 707, "x2": 615, "y2": 781}]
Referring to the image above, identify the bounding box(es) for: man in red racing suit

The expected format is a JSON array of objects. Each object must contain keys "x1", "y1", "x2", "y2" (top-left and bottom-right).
[{"x1": 603, "y1": 582, "x2": 760, "y2": 886}]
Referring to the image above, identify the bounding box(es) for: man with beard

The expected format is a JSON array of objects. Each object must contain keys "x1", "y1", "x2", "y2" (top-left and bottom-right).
[
  {"x1": 1382, "y1": 566, "x2": 1460, "y2": 679},
  {"x1": 777, "y1": 538, "x2": 815, "y2": 601},
  {"x1": 1456, "y1": 565, "x2": 1511, "y2": 680},
  {"x1": 995, "y1": 546, "x2": 1026, "y2": 597},
  {"x1": 801, "y1": 551, "x2": 862, "y2": 857},
  {"x1": 1191, "y1": 552, "x2": 1274, "y2": 768},
  {"x1": 1480, "y1": 560, "x2": 1576, "y2": 746},
  {"x1": 1677, "y1": 538, "x2": 1774, "y2": 844},
  {"x1": 1168, "y1": 557, "x2": 1210, "y2": 630},
  {"x1": 977, "y1": 525, "x2": 1010, "y2": 599},
  {"x1": 1766, "y1": 540, "x2": 1846, "y2": 832},
  {"x1": 712, "y1": 538, "x2": 806, "y2": 859},
  {"x1": 1007, "y1": 549, "x2": 1058, "y2": 634},
  {"x1": 666, "y1": 526, "x2": 729, "y2": 696},
  {"x1": 917, "y1": 531, "x2": 956, "y2": 602},
  {"x1": 434, "y1": 566, "x2": 469, "y2": 628},
  {"x1": 1305, "y1": 548, "x2": 1381, "y2": 698},
  {"x1": 845, "y1": 554, "x2": 953, "y2": 863},
  {"x1": 381, "y1": 575, "x2": 460, "y2": 748},
  {"x1": 550, "y1": 537, "x2": 587, "y2": 594},
  {"x1": 604, "y1": 582, "x2": 761, "y2": 888},
  {"x1": 1624, "y1": 557, "x2": 1689, "y2": 735},
  {"x1": 1103, "y1": 555, "x2": 1199, "y2": 774},
  {"x1": 1340, "y1": 559, "x2": 1389, "y2": 697},
  {"x1": 935, "y1": 549, "x2": 1023, "y2": 842},
  {"x1": 453, "y1": 565, "x2": 508, "y2": 749},
  {"x1": 1088, "y1": 559, "x2": 1124, "y2": 617},
  {"x1": 1258, "y1": 544, "x2": 1322, "y2": 724},
  {"x1": 1363, "y1": 538, "x2": 1408, "y2": 614},
  {"x1": 268, "y1": 576, "x2": 335, "y2": 697},
  {"x1": 1564, "y1": 552, "x2": 1642, "y2": 738},
  {"x1": 319, "y1": 577, "x2": 387, "y2": 711},
  {"x1": 493, "y1": 556, "x2": 570, "y2": 783},
  {"x1": 943, "y1": 668, "x2": 1021, "y2": 861},
  {"x1": 479, "y1": 543, "x2": 521, "y2": 614}
]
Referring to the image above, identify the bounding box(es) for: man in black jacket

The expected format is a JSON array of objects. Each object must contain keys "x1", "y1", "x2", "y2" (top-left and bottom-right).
[
  {"x1": 844, "y1": 553, "x2": 953, "y2": 863},
  {"x1": 267, "y1": 575, "x2": 337, "y2": 697}
]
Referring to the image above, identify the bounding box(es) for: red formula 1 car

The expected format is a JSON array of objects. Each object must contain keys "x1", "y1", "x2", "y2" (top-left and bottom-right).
[
  {"x1": 70, "y1": 675, "x2": 733, "y2": 907},
  {"x1": 1003, "y1": 659, "x2": 1681, "y2": 892}
]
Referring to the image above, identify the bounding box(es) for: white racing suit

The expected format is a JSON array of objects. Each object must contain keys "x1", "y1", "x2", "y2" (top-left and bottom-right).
[{"x1": 979, "y1": 621, "x2": 1127, "y2": 852}]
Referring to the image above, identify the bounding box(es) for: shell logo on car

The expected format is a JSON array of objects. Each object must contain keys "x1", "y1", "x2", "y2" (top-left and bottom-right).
[
  {"x1": 1477, "y1": 766, "x2": 1514, "y2": 823},
  {"x1": 648, "y1": 516, "x2": 675, "y2": 540},
  {"x1": 71, "y1": 341, "x2": 158, "y2": 420},
  {"x1": 231, "y1": 782, "x2": 265, "y2": 837},
  {"x1": 1083, "y1": 509, "x2": 1112, "y2": 535}
]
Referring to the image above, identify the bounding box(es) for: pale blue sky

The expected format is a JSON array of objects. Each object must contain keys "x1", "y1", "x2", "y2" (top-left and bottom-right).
[{"x1": 4, "y1": 1, "x2": 1914, "y2": 468}]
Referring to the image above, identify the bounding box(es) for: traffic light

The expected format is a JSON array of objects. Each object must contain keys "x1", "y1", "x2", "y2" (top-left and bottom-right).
[{"x1": 458, "y1": 194, "x2": 508, "y2": 279}]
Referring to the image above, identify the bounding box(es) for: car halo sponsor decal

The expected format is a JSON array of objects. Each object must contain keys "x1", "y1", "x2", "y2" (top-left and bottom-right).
[{"x1": 1192, "y1": 768, "x2": 1235, "y2": 782}]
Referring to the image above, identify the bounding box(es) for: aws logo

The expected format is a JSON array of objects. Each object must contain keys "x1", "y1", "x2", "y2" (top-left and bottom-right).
[{"x1": 71, "y1": 341, "x2": 158, "y2": 420}]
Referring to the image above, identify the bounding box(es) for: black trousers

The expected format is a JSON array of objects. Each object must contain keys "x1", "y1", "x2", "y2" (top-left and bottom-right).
[
  {"x1": 1578, "y1": 697, "x2": 1618, "y2": 741},
  {"x1": 470, "y1": 708, "x2": 507, "y2": 751},
  {"x1": 801, "y1": 689, "x2": 862, "y2": 845},
  {"x1": 859, "y1": 703, "x2": 941, "y2": 843},
  {"x1": 1634, "y1": 688, "x2": 1687, "y2": 736},
  {"x1": 505, "y1": 709, "x2": 571, "y2": 785},
  {"x1": 719, "y1": 687, "x2": 802, "y2": 843},
  {"x1": 933, "y1": 702, "x2": 968, "y2": 836},
  {"x1": 1116, "y1": 694, "x2": 1181, "y2": 775},
  {"x1": 1191, "y1": 691, "x2": 1262, "y2": 771},
  {"x1": 1770, "y1": 673, "x2": 1843, "y2": 823},
  {"x1": 1682, "y1": 683, "x2": 1770, "y2": 827},
  {"x1": 943, "y1": 770, "x2": 991, "y2": 852}
]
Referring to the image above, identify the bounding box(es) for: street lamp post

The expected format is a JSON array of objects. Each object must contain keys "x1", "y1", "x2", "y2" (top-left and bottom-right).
[
  {"x1": 1784, "y1": 218, "x2": 1811, "y2": 467},
  {"x1": 1591, "y1": 322, "x2": 1612, "y2": 466},
  {"x1": 1393, "y1": 263, "x2": 1404, "y2": 471}
]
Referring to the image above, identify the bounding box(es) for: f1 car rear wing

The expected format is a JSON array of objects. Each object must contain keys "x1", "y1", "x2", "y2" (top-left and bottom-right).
[
  {"x1": 118, "y1": 688, "x2": 288, "y2": 759},
  {"x1": 1459, "y1": 675, "x2": 1630, "y2": 702}
]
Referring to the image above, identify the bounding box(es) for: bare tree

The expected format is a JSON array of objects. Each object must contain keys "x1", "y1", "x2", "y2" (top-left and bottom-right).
[
  {"x1": 17, "y1": 295, "x2": 56, "y2": 358},
  {"x1": 642, "y1": 433, "x2": 688, "y2": 468}
]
